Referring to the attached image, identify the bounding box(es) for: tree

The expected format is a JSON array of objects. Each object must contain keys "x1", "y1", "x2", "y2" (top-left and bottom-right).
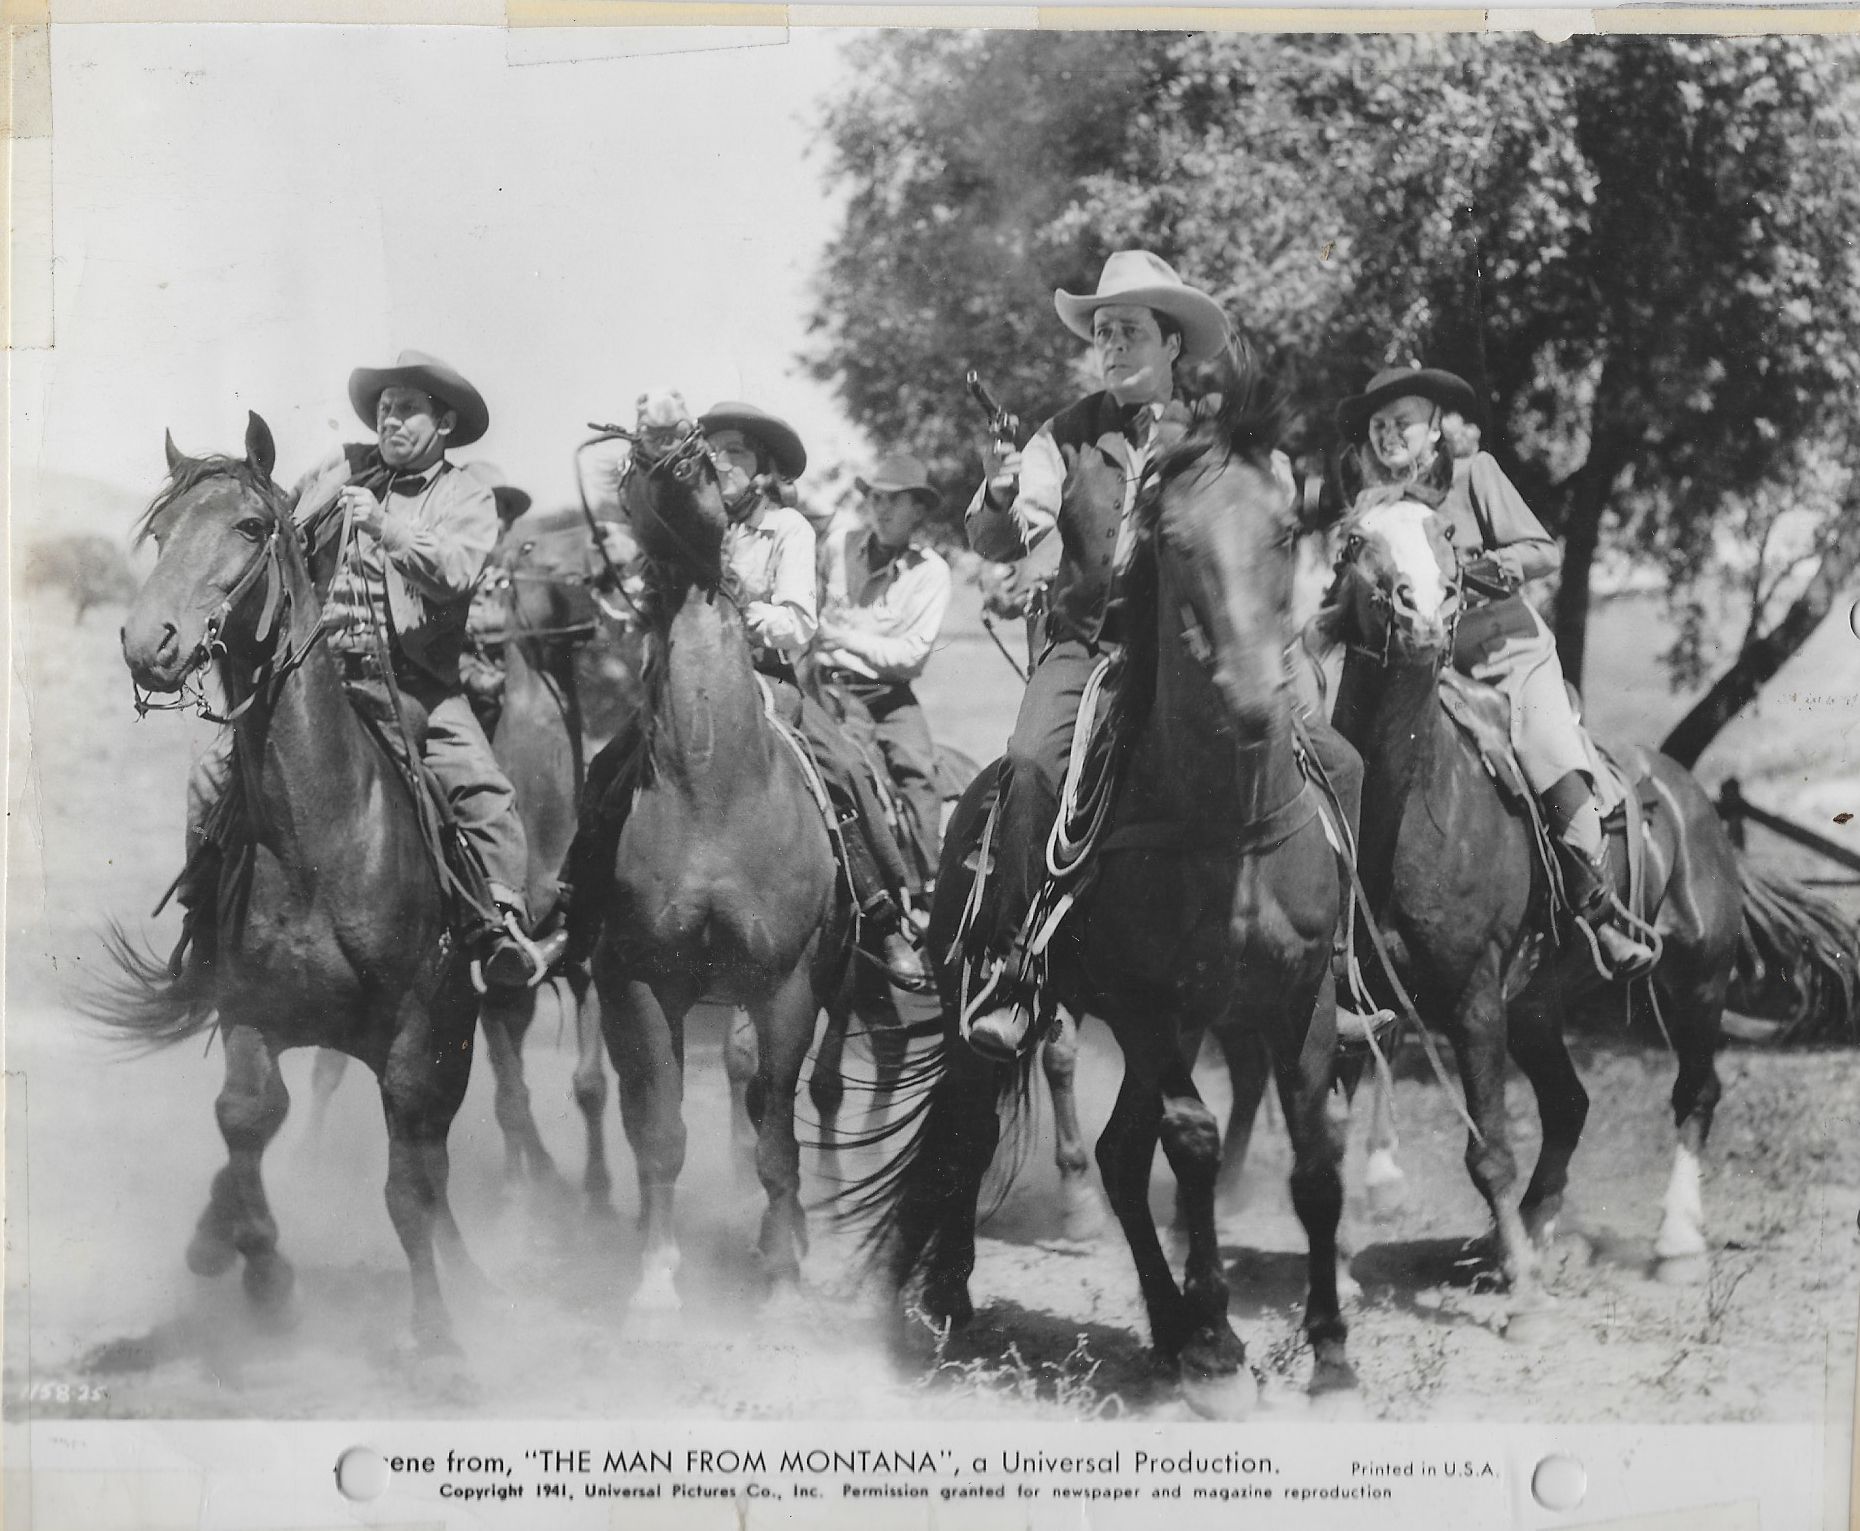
[
  {"x1": 809, "y1": 33, "x2": 1860, "y2": 744},
  {"x1": 22, "y1": 534, "x2": 137, "y2": 622}
]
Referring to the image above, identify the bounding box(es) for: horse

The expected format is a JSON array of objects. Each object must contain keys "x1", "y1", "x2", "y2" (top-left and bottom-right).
[
  {"x1": 102, "y1": 413, "x2": 483, "y2": 1357},
  {"x1": 846, "y1": 348, "x2": 1356, "y2": 1417},
  {"x1": 298, "y1": 508, "x2": 648, "y2": 1216},
  {"x1": 577, "y1": 392, "x2": 856, "y2": 1308},
  {"x1": 1320, "y1": 495, "x2": 1745, "y2": 1328}
]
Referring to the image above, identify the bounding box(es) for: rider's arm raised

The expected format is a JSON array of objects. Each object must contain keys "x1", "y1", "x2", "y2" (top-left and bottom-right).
[{"x1": 964, "y1": 427, "x2": 1064, "y2": 564}]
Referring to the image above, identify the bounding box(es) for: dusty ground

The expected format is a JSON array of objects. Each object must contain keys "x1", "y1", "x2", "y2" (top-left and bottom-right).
[{"x1": 7, "y1": 580, "x2": 1858, "y2": 1427}]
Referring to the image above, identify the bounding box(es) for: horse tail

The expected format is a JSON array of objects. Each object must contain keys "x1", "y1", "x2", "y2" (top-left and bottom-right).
[
  {"x1": 80, "y1": 920, "x2": 220, "y2": 1051},
  {"x1": 834, "y1": 756, "x2": 1042, "y2": 1289},
  {"x1": 834, "y1": 1023, "x2": 1041, "y2": 1292},
  {"x1": 1728, "y1": 857, "x2": 1860, "y2": 1045}
]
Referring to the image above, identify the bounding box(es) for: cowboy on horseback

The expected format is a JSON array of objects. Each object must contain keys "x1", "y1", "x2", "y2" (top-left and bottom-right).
[
  {"x1": 1333, "y1": 363, "x2": 1657, "y2": 977},
  {"x1": 959, "y1": 250, "x2": 1373, "y2": 1060},
  {"x1": 565, "y1": 401, "x2": 930, "y2": 989},
  {"x1": 178, "y1": 351, "x2": 564, "y2": 989},
  {"x1": 812, "y1": 453, "x2": 954, "y2": 897}
]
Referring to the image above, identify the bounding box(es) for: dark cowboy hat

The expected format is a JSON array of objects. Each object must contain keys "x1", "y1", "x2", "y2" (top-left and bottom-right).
[
  {"x1": 1336, "y1": 365, "x2": 1480, "y2": 443},
  {"x1": 349, "y1": 350, "x2": 490, "y2": 448},
  {"x1": 854, "y1": 453, "x2": 941, "y2": 512},
  {"x1": 461, "y1": 461, "x2": 532, "y2": 520},
  {"x1": 698, "y1": 401, "x2": 807, "y2": 482},
  {"x1": 1054, "y1": 249, "x2": 1230, "y2": 365}
]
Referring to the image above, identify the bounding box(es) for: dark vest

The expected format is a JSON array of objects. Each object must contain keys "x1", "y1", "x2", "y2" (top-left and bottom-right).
[{"x1": 1042, "y1": 390, "x2": 1195, "y2": 645}]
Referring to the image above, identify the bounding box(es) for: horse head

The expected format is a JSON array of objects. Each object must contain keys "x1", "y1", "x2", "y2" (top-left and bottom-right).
[
  {"x1": 1134, "y1": 333, "x2": 1302, "y2": 735},
  {"x1": 616, "y1": 385, "x2": 729, "y2": 590},
  {"x1": 122, "y1": 412, "x2": 297, "y2": 695},
  {"x1": 1322, "y1": 494, "x2": 1461, "y2": 664}
]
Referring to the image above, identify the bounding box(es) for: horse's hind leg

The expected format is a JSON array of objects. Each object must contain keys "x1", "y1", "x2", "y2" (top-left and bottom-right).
[
  {"x1": 1507, "y1": 984, "x2": 1589, "y2": 1253},
  {"x1": 1266, "y1": 978, "x2": 1355, "y2": 1397},
  {"x1": 304, "y1": 1047, "x2": 348, "y2": 1140},
  {"x1": 478, "y1": 988, "x2": 564, "y2": 1190},
  {"x1": 1652, "y1": 956, "x2": 1727, "y2": 1286},
  {"x1": 565, "y1": 970, "x2": 615, "y2": 1216},
  {"x1": 748, "y1": 961, "x2": 820, "y2": 1292},
  {"x1": 725, "y1": 1007, "x2": 762, "y2": 1186},
  {"x1": 1211, "y1": 1023, "x2": 1271, "y2": 1206},
  {"x1": 1043, "y1": 1009, "x2": 1105, "y2": 1241},
  {"x1": 189, "y1": 1023, "x2": 295, "y2": 1320}
]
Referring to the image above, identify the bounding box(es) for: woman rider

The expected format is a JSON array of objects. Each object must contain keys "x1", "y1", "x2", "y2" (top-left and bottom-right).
[
  {"x1": 563, "y1": 401, "x2": 928, "y2": 989},
  {"x1": 1333, "y1": 364, "x2": 1656, "y2": 977}
]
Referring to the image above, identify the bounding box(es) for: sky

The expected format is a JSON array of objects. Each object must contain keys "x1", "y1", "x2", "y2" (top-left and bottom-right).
[{"x1": 13, "y1": 23, "x2": 866, "y2": 535}]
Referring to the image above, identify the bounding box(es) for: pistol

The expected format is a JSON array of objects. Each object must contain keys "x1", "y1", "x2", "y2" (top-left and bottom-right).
[{"x1": 966, "y1": 370, "x2": 1024, "y2": 452}]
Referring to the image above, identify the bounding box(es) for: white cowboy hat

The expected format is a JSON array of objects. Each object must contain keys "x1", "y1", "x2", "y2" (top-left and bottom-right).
[
  {"x1": 349, "y1": 350, "x2": 490, "y2": 447},
  {"x1": 1053, "y1": 250, "x2": 1230, "y2": 364}
]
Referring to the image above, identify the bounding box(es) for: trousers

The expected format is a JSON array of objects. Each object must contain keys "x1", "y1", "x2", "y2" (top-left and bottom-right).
[{"x1": 185, "y1": 670, "x2": 534, "y2": 918}]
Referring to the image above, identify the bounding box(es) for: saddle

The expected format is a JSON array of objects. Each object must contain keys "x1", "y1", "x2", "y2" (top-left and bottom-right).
[{"x1": 1435, "y1": 669, "x2": 1661, "y2": 935}]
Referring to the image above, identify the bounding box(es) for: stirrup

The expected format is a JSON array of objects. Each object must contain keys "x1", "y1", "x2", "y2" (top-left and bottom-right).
[{"x1": 476, "y1": 910, "x2": 558, "y2": 993}]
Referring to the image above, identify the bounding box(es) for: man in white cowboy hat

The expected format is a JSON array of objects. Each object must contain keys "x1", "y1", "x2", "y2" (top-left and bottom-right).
[
  {"x1": 564, "y1": 401, "x2": 929, "y2": 989},
  {"x1": 814, "y1": 453, "x2": 954, "y2": 887},
  {"x1": 958, "y1": 250, "x2": 1232, "y2": 1058},
  {"x1": 177, "y1": 352, "x2": 561, "y2": 989}
]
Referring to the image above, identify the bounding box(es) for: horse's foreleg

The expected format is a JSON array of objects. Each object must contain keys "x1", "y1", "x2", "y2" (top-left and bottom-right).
[
  {"x1": 1094, "y1": 1037, "x2": 1193, "y2": 1356},
  {"x1": 1212, "y1": 1023, "x2": 1272, "y2": 1206},
  {"x1": 478, "y1": 988, "x2": 563, "y2": 1188},
  {"x1": 379, "y1": 991, "x2": 479, "y2": 1355},
  {"x1": 304, "y1": 1048, "x2": 348, "y2": 1141},
  {"x1": 565, "y1": 971, "x2": 614, "y2": 1215},
  {"x1": 1653, "y1": 961, "x2": 1727, "y2": 1285},
  {"x1": 1507, "y1": 983, "x2": 1588, "y2": 1254},
  {"x1": 190, "y1": 1024, "x2": 294, "y2": 1319},
  {"x1": 1267, "y1": 976, "x2": 1355, "y2": 1396},
  {"x1": 749, "y1": 961, "x2": 819, "y2": 1290},
  {"x1": 724, "y1": 1007, "x2": 762, "y2": 1186},
  {"x1": 600, "y1": 971, "x2": 691, "y2": 1312},
  {"x1": 1043, "y1": 1009, "x2": 1104, "y2": 1241}
]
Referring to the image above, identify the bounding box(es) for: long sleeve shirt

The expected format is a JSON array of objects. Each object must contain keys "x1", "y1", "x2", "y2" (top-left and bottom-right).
[
  {"x1": 1443, "y1": 453, "x2": 1562, "y2": 591},
  {"x1": 293, "y1": 446, "x2": 497, "y2": 684},
  {"x1": 814, "y1": 525, "x2": 953, "y2": 684},
  {"x1": 724, "y1": 498, "x2": 818, "y2": 660}
]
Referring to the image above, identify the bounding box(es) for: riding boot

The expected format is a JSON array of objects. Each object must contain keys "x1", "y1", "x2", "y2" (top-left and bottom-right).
[
  {"x1": 835, "y1": 802, "x2": 930, "y2": 991},
  {"x1": 1542, "y1": 772, "x2": 1657, "y2": 978},
  {"x1": 560, "y1": 729, "x2": 642, "y2": 968}
]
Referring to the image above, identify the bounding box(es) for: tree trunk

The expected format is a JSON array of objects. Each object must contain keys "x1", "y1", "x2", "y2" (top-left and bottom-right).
[
  {"x1": 1552, "y1": 488, "x2": 1604, "y2": 692},
  {"x1": 1660, "y1": 529, "x2": 1860, "y2": 769}
]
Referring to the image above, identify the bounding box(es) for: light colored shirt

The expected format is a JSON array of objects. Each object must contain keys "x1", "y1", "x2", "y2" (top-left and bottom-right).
[
  {"x1": 815, "y1": 526, "x2": 952, "y2": 683},
  {"x1": 725, "y1": 499, "x2": 818, "y2": 660},
  {"x1": 577, "y1": 436, "x2": 631, "y2": 521}
]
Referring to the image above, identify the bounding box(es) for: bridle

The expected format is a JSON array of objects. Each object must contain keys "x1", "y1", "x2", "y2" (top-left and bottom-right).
[
  {"x1": 132, "y1": 476, "x2": 327, "y2": 725},
  {"x1": 1332, "y1": 524, "x2": 1464, "y2": 672}
]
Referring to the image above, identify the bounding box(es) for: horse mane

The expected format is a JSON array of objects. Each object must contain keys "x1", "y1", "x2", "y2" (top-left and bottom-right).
[{"x1": 133, "y1": 455, "x2": 286, "y2": 546}]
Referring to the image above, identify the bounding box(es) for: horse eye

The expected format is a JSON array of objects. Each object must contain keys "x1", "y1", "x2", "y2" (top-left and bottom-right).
[
  {"x1": 234, "y1": 517, "x2": 268, "y2": 542},
  {"x1": 1441, "y1": 523, "x2": 1457, "y2": 542}
]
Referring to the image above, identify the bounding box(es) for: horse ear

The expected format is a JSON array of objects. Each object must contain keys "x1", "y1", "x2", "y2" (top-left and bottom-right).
[
  {"x1": 164, "y1": 429, "x2": 184, "y2": 473},
  {"x1": 244, "y1": 412, "x2": 277, "y2": 481}
]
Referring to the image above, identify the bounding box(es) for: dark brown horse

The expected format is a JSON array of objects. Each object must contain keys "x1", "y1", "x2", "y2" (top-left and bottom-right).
[
  {"x1": 578, "y1": 391, "x2": 854, "y2": 1309},
  {"x1": 102, "y1": 413, "x2": 482, "y2": 1356},
  {"x1": 848, "y1": 353, "x2": 1354, "y2": 1416},
  {"x1": 1322, "y1": 496, "x2": 1744, "y2": 1328}
]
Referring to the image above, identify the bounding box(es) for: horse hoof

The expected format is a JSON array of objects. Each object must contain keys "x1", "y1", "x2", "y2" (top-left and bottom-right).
[
  {"x1": 186, "y1": 1227, "x2": 238, "y2": 1279},
  {"x1": 242, "y1": 1255, "x2": 297, "y2": 1321},
  {"x1": 1307, "y1": 1369, "x2": 1365, "y2": 1419},
  {"x1": 1060, "y1": 1193, "x2": 1107, "y2": 1245},
  {"x1": 1503, "y1": 1298, "x2": 1560, "y2": 1345},
  {"x1": 1180, "y1": 1364, "x2": 1257, "y2": 1421},
  {"x1": 1366, "y1": 1177, "x2": 1408, "y2": 1222},
  {"x1": 412, "y1": 1347, "x2": 478, "y2": 1405},
  {"x1": 633, "y1": 1268, "x2": 683, "y2": 1314},
  {"x1": 1654, "y1": 1252, "x2": 1710, "y2": 1287}
]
